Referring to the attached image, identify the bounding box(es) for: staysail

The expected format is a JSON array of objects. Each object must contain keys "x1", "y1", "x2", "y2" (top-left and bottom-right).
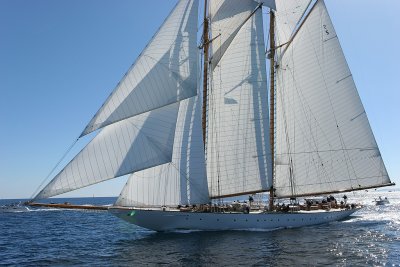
[
  {"x1": 206, "y1": 1, "x2": 272, "y2": 198},
  {"x1": 81, "y1": 0, "x2": 199, "y2": 136},
  {"x1": 34, "y1": 103, "x2": 179, "y2": 199},
  {"x1": 116, "y1": 96, "x2": 209, "y2": 207},
  {"x1": 274, "y1": 0, "x2": 391, "y2": 198}
]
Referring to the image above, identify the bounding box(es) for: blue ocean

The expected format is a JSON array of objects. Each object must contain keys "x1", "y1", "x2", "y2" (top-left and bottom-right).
[{"x1": 1, "y1": 191, "x2": 399, "y2": 266}]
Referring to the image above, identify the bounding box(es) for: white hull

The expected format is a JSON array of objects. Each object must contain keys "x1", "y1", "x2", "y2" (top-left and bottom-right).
[{"x1": 109, "y1": 207, "x2": 360, "y2": 232}]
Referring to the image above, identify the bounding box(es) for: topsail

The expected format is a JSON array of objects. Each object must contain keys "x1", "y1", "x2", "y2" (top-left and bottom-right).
[
  {"x1": 274, "y1": 0, "x2": 311, "y2": 47},
  {"x1": 81, "y1": 0, "x2": 199, "y2": 136}
]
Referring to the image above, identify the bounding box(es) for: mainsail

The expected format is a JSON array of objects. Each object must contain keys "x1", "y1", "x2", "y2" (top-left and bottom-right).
[
  {"x1": 81, "y1": 0, "x2": 199, "y2": 136},
  {"x1": 274, "y1": 0, "x2": 391, "y2": 198},
  {"x1": 116, "y1": 96, "x2": 209, "y2": 207},
  {"x1": 206, "y1": 1, "x2": 272, "y2": 198}
]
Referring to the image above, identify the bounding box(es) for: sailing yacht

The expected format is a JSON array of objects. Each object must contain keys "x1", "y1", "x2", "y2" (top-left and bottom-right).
[{"x1": 32, "y1": 0, "x2": 394, "y2": 231}]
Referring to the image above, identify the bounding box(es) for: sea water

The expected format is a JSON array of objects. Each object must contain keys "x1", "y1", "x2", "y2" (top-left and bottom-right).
[{"x1": 0, "y1": 191, "x2": 399, "y2": 266}]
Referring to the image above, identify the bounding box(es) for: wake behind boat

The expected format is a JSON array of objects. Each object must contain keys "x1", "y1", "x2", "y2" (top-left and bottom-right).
[
  {"x1": 30, "y1": 0, "x2": 394, "y2": 232},
  {"x1": 375, "y1": 197, "x2": 390, "y2": 206},
  {"x1": 0, "y1": 202, "x2": 29, "y2": 213}
]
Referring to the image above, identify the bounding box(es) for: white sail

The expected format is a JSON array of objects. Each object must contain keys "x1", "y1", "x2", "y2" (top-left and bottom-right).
[
  {"x1": 34, "y1": 103, "x2": 179, "y2": 199},
  {"x1": 207, "y1": 6, "x2": 272, "y2": 198},
  {"x1": 209, "y1": 0, "x2": 275, "y2": 70},
  {"x1": 209, "y1": 0, "x2": 258, "y2": 70},
  {"x1": 81, "y1": 0, "x2": 199, "y2": 136},
  {"x1": 274, "y1": 0, "x2": 391, "y2": 198},
  {"x1": 275, "y1": 0, "x2": 311, "y2": 47},
  {"x1": 116, "y1": 96, "x2": 209, "y2": 207}
]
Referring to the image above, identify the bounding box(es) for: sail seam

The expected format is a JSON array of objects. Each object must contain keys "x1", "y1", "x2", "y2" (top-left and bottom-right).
[{"x1": 276, "y1": 147, "x2": 379, "y2": 155}]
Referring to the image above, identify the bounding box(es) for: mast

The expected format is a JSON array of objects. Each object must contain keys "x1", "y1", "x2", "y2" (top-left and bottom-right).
[
  {"x1": 202, "y1": 0, "x2": 209, "y2": 146},
  {"x1": 268, "y1": 10, "x2": 276, "y2": 211}
]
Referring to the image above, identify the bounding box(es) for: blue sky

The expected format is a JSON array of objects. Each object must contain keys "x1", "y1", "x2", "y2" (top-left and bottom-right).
[{"x1": 0, "y1": 0, "x2": 398, "y2": 199}]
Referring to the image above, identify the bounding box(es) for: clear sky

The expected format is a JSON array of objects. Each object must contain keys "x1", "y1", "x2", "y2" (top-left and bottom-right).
[{"x1": 0, "y1": 0, "x2": 399, "y2": 199}]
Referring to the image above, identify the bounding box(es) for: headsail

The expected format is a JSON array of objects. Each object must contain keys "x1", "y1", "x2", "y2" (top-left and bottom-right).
[
  {"x1": 116, "y1": 96, "x2": 209, "y2": 207},
  {"x1": 274, "y1": 0, "x2": 392, "y2": 198},
  {"x1": 81, "y1": 0, "x2": 199, "y2": 136},
  {"x1": 207, "y1": 1, "x2": 272, "y2": 198},
  {"x1": 34, "y1": 0, "x2": 200, "y2": 200},
  {"x1": 34, "y1": 103, "x2": 179, "y2": 200}
]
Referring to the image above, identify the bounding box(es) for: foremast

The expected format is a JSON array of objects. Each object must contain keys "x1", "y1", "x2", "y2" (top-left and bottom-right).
[{"x1": 268, "y1": 10, "x2": 276, "y2": 211}]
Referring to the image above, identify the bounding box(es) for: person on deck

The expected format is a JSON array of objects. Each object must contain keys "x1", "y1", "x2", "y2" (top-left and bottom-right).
[{"x1": 248, "y1": 195, "x2": 254, "y2": 210}]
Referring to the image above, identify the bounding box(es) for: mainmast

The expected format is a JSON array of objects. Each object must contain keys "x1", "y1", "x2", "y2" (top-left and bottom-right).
[
  {"x1": 202, "y1": 0, "x2": 209, "y2": 146},
  {"x1": 268, "y1": 10, "x2": 276, "y2": 211}
]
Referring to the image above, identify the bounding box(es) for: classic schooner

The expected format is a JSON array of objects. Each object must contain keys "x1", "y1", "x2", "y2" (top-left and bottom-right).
[{"x1": 32, "y1": 0, "x2": 394, "y2": 231}]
